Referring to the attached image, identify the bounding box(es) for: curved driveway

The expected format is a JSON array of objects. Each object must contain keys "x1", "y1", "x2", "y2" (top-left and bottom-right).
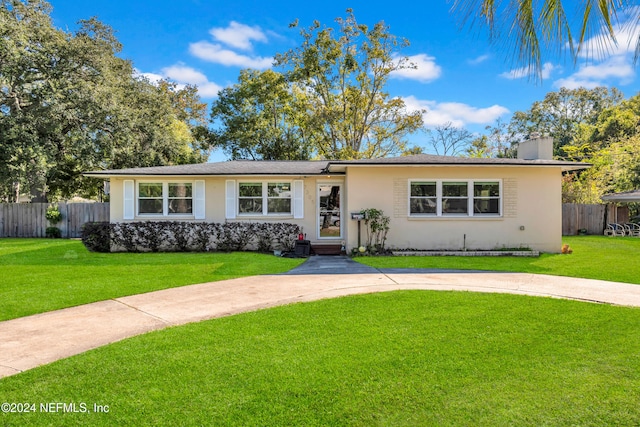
[{"x1": 1, "y1": 256, "x2": 639, "y2": 379}]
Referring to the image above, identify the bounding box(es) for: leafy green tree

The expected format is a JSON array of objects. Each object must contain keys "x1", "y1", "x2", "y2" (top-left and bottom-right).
[
  {"x1": 466, "y1": 136, "x2": 492, "y2": 158},
  {"x1": 507, "y1": 87, "x2": 623, "y2": 157},
  {"x1": 401, "y1": 145, "x2": 424, "y2": 156},
  {"x1": 561, "y1": 93, "x2": 640, "y2": 162},
  {"x1": 563, "y1": 135, "x2": 640, "y2": 204},
  {"x1": 274, "y1": 9, "x2": 424, "y2": 159},
  {"x1": 451, "y1": 0, "x2": 632, "y2": 79},
  {"x1": 0, "y1": 0, "x2": 210, "y2": 202},
  {"x1": 210, "y1": 69, "x2": 312, "y2": 160}
]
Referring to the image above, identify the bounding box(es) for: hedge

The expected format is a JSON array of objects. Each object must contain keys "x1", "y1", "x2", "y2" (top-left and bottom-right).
[{"x1": 81, "y1": 221, "x2": 301, "y2": 253}]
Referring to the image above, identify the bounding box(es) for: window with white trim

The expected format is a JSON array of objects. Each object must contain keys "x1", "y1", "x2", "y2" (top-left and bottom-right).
[
  {"x1": 138, "y1": 183, "x2": 163, "y2": 214},
  {"x1": 238, "y1": 183, "x2": 263, "y2": 214},
  {"x1": 410, "y1": 182, "x2": 437, "y2": 214},
  {"x1": 238, "y1": 182, "x2": 292, "y2": 215},
  {"x1": 442, "y1": 182, "x2": 468, "y2": 215},
  {"x1": 409, "y1": 180, "x2": 501, "y2": 217},
  {"x1": 473, "y1": 182, "x2": 500, "y2": 215},
  {"x1": 138, "y1": 182, "x2": 193, "y2": 216}
]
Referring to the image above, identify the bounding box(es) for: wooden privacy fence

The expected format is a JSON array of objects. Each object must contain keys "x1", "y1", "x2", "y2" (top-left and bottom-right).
[
  {"x1": 0, "y1": 203, "x2": 109, "y2": 238},
  {"x1": 562, "y1": 203, "x2": 607, "y2": 235},
  {"x1": 0, "y1": 202, "x2": 624, "y2": 238}
]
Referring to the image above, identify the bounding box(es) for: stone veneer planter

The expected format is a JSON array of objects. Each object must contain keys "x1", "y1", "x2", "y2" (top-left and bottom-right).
[{"x1": 391, "y1": 250, "x2": 540, "y2": 257}]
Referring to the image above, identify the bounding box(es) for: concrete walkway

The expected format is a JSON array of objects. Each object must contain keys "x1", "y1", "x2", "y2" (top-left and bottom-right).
[{"x1": 2, "y1": 256, "x2": 640, "y2": 379}]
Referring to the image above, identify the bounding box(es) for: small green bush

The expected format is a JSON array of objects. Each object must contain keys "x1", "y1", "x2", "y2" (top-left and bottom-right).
[
  {"x1": 45, "y1": 226, "x2": 62, "y2": 238},
  {"x1": 361, "y1": 208, "x2": 390, "y2": 253},
  {"x1": 81, "y1": 222, "x2": 111, "y2": 252},
  {"x1": 82, "y1": 221, "x2": 301, "y2": 253},
  {"x1": 45, "y1": 206, "x2": 63, "y2": 224}
]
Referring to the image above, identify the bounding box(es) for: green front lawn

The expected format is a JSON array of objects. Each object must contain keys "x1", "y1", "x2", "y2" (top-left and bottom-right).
[
  {"x1": 0, "y1": 239, "x2": 304, "y2": 321},
  {"x1": 357, "y1": 236, "x2": 640, "y2": 285},
  {"x1": 1, "y1": 291, "x2": 639, "y2": 426},
  {"x1": 1, "y1": 236, "x2": 639, "y2": 322}
]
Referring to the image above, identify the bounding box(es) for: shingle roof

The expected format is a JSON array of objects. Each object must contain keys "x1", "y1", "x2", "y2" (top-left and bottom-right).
[
  {"x1": 326, "y1": 154, "x2": 588, "y2": 171},
  {"x1": 84, "y1": 154, "x2": 589, "y2": 177},
  {"x1": 601, "y1": 190, "x2": 640, "y2": 202},
  {"x1": 85, "y1": 160, "x2": 331, "y2": 176}
]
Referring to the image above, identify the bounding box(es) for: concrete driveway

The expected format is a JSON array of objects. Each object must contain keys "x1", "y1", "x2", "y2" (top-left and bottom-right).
[{"x1": 1, "y1": 255, "x2": 640, "y2": 379}]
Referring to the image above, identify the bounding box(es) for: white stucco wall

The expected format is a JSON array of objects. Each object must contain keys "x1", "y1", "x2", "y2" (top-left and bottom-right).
[
  {"x1": 107, "y1": 164, "x2": 564, "y2": 253},
  {"x1": 108, "y1": 175, "x2": 345, "y2": 245},
  {"x1": 342, "y1": 165, "x2": 563, "y2": 253}
]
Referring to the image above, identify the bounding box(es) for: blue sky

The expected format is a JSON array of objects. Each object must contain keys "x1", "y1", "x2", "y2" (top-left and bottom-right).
[{"x1": 48, "y1": 0, "x2": 640, "y2": 158}]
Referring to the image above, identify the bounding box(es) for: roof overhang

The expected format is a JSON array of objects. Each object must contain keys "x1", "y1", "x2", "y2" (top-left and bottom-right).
[
  {"x1": 601, "y1": 190, "x2": 640, "y2": 202},
  {"x1": 84, "y1": 155, "x2": 591, "y2": 178},
  {"x1": 326, "y1": 160, "x2": 590, "y2": 173}
]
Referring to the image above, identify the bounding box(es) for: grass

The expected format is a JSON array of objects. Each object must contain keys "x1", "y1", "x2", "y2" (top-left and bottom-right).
[
  {"x1": 0, "y1": 238, "x2": 304, "y2": 321},
  {"x1": 1, "y1": 291, "x2": 639, "y2": 426},
  {"x1": 356, "y1": 236, "x2": 640, "y2": 285},
  {"x1": 1, "y1": 236, "x2": 638, "y2": 321}
]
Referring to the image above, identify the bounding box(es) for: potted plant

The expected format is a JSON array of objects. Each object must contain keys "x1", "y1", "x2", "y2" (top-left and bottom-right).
[{"x1": 45, "y1": 205, "x2": 62, "y2": 238}]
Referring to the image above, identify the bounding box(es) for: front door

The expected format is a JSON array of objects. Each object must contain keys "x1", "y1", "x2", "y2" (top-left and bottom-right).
[{"x1": 318, "y1": 184, "x2": 342, "y2": 239}]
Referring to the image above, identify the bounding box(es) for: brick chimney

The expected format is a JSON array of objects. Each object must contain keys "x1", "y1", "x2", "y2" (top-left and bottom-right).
[{"x1": 517, "y1": 134, "x2": 553, "y2": 160}]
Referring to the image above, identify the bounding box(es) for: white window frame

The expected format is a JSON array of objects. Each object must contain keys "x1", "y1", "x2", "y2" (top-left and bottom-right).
[
  {"x1": 138, "y1": 182, "x2": 164, "y2": 216},
  {"x1": 136, "y1": 181, "x2": 196, "y2": 218},
  {"x1": 408, "y1": 179, "x2": 502, "y2": 218},
  {"x1": 237, "y1": 181, "x2": 293, "y2": 217}
]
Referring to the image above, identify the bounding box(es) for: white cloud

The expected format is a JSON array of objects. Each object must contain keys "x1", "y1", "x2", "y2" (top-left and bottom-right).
[
  {"x1": 552, "y1": 9, "x2": 638, "y2": 89},
  {"x1": 403, "y1": 96, "x2": 510, "y2": 128},
  {"x1": 138, "y1": 71, "x2": 164, "y2": 84},
  {"x1": 500, "y1": 62, "x2": 556, "y2": 80},
  {"x1": 189, "y1": 41, "x2": 273, "y2": 69},
  {"x1": 209, "y1": 21, "x2": 268, "y2": 51},
  {"x1": 161, "y1": 64, "x2": 224, "y2": 97},
  {"x1": 162, "y1": 64, "x2": 209, "y2": 84},
  {"x1": 552, "y1": 77, "x2": 601, "y2": 90},
  {"x1": 577, "y1": 11, "x2": 640, "y2": 59},
  {"x1": 136, "y1": 64, "x2": 223, "y2": 99},
  {"x1": 194, "y1": 82, "x2": 225, "y2": 98},
  {"x1": 573, "y1": 55, "x2": 634, "y2": 80},
  {"x1": 553, "y1": 54, "x2": 635, "y2": 89},
  {"x1": 391, "y1": 54, "x2": 442, "y2": 83},
  {"x1": 468, "y1": 54, "x2": 490, "y2": 65}
]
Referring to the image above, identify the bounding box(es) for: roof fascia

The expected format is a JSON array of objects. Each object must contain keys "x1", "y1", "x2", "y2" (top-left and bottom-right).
[{"x1": 326, "y1": 162, "x2": 590, "y2": 173}]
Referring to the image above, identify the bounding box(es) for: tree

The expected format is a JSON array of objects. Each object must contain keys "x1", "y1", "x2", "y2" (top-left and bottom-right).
[
  {"x1": 465, "y1": 136, "x2": 492, "y2": 158},
  {"x1": 426, "y1": 122, "x2": 474, "y2": 156},
  {"x1": 0, "y1": 0, "x2": 210, "y2": 202},
  {"x1": 210, "y1": 69, "x2": 312, "y2": 160},
  {"x1": 506, "y1": 87, "x2": 623, "y2": 157},
  {"x1": 562, "y1": 135, "x2": 640, "y2": 204},
  {"x1": 273, "y1": 9, "x2": 424, "y2": 159},
  {"x1": 451, "y1": 0, "x2": 635, "y2": 79}
]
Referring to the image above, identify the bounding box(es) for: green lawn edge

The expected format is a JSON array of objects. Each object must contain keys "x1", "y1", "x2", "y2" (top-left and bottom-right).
[
  {"x1": 0, "y1": 238, "x2": 304, "y2": 321},
  {"x1": 1, "y1": 291, "x2": 639, "y2": 426},
  {"x1": 355, "y1": 236, "x2": 640, "y2": 285},
  {"x1": 1, "y1": 235, "x2": 638, "y2": 323}
]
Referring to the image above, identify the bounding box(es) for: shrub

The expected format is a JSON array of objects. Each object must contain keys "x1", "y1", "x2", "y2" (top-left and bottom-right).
[
  {"x1": 45, "y1": 205, "x2": 63, "y2": 224},
  {"x1": 270, "y1": 223, "x2": 301, "y2": 252},
  {"x1": 191, "y1": 222, "x2": 219, "y2": 251},
  {"x1": 252, "y1": 223, "x2": 277, "y2": 252},
  {"x1": 136, "y1": 222, "x2": 165, "y2": 252},
  {"x1": 84, "y1": 221, "x2": 301, "y2": 253},
  {"x1": 216, "y1": 222, "x2": 253, "y2": 252},
  {"x1": 45, "y1": 226, "x2": 62, "y2": 239},
  {"x1": 81, "y1": 222, "x2": 111, "y2": 252},
  {"x1": 111, "y1": 223, "x2": 139, "y2": 252},
  {"x1": 362, "y1": 208, "x2": 390, "y2": 253}
]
